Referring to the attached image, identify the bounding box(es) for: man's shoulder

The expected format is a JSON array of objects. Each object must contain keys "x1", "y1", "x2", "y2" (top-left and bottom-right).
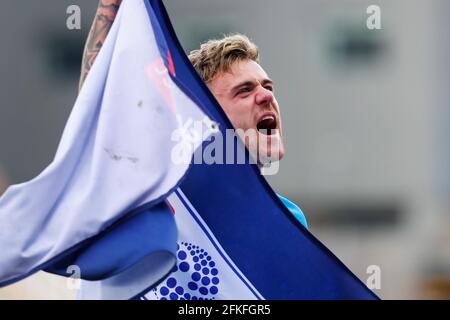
[{"x1": 277, "y1": 194, "x2": 308, "y2": 229}]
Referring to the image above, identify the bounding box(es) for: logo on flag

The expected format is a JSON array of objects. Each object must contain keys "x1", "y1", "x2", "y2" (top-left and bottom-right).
[{"x1": 144, "y1": 241, "x2": 221, "y2": 300}]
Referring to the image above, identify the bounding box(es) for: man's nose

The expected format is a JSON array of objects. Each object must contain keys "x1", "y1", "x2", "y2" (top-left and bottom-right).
[{"x1": 255, "y1": 86, "x2": 274, "y2": 106}]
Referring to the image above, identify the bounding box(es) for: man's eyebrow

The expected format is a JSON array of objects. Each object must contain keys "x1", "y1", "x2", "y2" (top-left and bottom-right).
[{"x1": 230, "y1": 78, "x2": 274, "y2": 93}]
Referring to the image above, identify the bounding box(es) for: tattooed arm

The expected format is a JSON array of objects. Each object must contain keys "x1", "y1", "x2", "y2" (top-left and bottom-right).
[{"x1": 79, "y1": 0, "x2": 122, "y2": 91}]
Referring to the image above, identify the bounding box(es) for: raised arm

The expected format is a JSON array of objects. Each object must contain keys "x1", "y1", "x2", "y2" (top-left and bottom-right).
[{"x1": 79, "y1": 0, "x2": 122, "y2": 91}]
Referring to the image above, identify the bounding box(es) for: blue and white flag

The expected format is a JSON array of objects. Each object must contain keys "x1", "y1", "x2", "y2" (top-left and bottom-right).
[
  {"x1": 0, "y1": 0, "x2": 378, "y2": 300},
  {"x1": 0, "y1": 0, "x2": 211, "y2": 294}
]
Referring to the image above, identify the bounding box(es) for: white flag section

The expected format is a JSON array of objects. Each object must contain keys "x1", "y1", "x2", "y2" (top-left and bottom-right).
[
  {"x1": 141, "y1": 189, "x2": 264, "y2": 300},
  {"x1": 0, "y1": 0, "x2": 211, "y2": 288}
]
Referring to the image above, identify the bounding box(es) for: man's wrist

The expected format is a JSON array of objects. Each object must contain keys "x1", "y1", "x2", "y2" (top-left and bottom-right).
[
  {"x1": 97, "y1": 0, "x2": 122, "y2": 21},
  {"x1": 99, "y1": 0, "x2": 123, "y2": 6}
]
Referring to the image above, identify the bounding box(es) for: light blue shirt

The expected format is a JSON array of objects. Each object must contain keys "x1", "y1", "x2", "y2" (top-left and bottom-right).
[{"x1": 277, "y1": 194, "x2": 308, "y2": 229}]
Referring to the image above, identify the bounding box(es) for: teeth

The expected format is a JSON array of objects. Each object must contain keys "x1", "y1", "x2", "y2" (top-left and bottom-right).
[{"x1": 261, "y1": 115, "x2": 275, "y2": 121}]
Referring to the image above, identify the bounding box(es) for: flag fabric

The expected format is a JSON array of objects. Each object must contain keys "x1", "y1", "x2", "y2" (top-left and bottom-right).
[
  {"x1": 0, "y1": 0, "x2": 212, "y2": 295},
  {"x1": 0, "y1": 0, "x2": 378, "y2": 300}
]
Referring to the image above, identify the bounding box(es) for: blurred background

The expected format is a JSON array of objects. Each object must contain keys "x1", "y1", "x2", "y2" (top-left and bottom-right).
[{"x1": 0, "y1": 0, "x2": 449, "y2": 299}]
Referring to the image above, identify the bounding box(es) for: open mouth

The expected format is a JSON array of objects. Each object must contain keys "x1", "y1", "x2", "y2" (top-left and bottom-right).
[{"x1": 257, "y1": 114, "x2": 278, "y2": 135}]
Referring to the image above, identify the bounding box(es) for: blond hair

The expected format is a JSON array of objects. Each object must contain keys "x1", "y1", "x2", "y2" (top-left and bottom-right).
[{"x1": 188, "y1": 34, "x2": 259, "y2": 84}]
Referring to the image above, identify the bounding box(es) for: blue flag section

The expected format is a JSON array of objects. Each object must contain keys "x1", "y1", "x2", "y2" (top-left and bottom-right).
[
  {"x1": 0, "y1": 0, "x2": 379, "y2": 300},
  {"x1": 138, "y1": 0, "x2": 378, "y2": 300}
]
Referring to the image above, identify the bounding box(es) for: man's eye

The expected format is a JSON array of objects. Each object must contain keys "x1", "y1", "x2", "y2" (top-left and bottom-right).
[
  {"x1": 238, "y1": 87, "x2": 250, "y2": 94},
  {"x1": 265, "y1": 85, "x2": 274, "y2": 92}
]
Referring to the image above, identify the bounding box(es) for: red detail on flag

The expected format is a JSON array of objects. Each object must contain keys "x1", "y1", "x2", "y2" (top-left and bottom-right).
[
  {"x1": 166, "y1": 199, "x2": 175, "y2": 215},
  {"x1": 144, "y1": 58, "x2": 176, "y2": 114},
  {"x1": 167, "y1": 50, "x2": 176, "y2": 77}
]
